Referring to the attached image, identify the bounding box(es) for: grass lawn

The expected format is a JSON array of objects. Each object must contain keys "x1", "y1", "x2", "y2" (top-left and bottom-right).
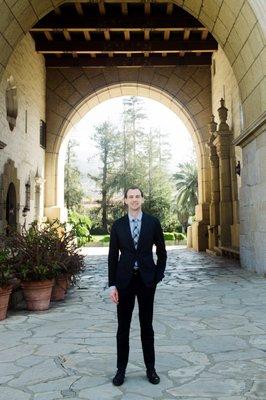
[{"x1": 86, "y1": 235, "x2": 186, "y2": 247}]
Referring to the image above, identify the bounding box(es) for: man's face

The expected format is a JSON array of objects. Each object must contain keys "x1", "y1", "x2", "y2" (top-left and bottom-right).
[{"x1": 124, "y1": 189, "x2": 144, "y2": 212}]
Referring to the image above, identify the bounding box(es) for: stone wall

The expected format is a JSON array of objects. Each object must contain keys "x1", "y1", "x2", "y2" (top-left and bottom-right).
[
  {"x1": 0, "y1": 34, "x2": 46, "y2": 232},
  {"x1": 239, "y1": 122, "x2": 266, "y2": 273}
]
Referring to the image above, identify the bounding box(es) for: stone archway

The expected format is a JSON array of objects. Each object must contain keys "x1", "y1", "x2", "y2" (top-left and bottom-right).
[
  {"x1": 0, "y1": 159, "x2": 20, "y2": 233},
  {"x1": 45, "y1": 63, "x2": 213, "y2": 250},
  {"x1": 0, "y1": 0, "x2": 264, "y2": 131}
]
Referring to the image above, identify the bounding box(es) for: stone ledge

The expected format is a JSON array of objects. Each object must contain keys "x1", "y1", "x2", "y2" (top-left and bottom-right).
[{"x1": 233, "y1": 111, "x2": 266, "y2": 148}]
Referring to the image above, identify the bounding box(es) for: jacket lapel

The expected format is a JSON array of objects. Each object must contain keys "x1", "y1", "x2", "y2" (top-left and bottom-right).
[
  {"x1": 125, "y1": 215, "x2": 135, "y2": 250},
  {"x1": 137, "y1": 212, "x2": 147, "y2": 250}
]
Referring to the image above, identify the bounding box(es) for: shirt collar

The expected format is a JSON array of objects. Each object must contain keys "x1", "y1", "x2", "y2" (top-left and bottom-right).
[{"x1": 128, "y1": 211, "x2": 143, "y2": 222}]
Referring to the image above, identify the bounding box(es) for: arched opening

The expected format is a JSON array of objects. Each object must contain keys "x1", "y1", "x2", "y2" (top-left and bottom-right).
[
  {"x1": 5, "y1": 182, "x2": 17, "y2": 234},
  {"x1": 44, "y1": 80, "x2": 211, "y2": 251}
]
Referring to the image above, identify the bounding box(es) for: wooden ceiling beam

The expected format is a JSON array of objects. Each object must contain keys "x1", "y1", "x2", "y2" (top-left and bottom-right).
[
  {"x1": 121, "y1": 1, "x2": 128, "y2": 15},
  {"x1": 201, "y1": 29, "x2": 208, "y2": 40},
  {"x1": 36, "y1": 39, "x2": 218, "y2": 53},
  {"x1": 44, "y1": 31, "x2": 53, "y2": 41},
  {"x1": 183, "y1": 28, "x2": 190, "y2": 40},
  {"x1": 84, "y1": 31, "x2": 91, "y2": 41},
  {"x1": 166, "y1": 3, "x2": 173, "y2": 15},
  {"x1": 63, "y1": 30, "x2": 71, "y2": 41},
  {"x1": 144, "y1": 2, "x2": 151, "y2": 15},
  {"x1": 46, "y1": 54, "x2": 212, "y2": 67},
  {"x1": 164, "y1": 30, "x2": 170, "y2": 40},
  {"x1": 144, "y1": 29, "x2": 150, "y2": 40},
  {"x1": 104, "y1": 30, "x2": 111, "y2": 40},
  {"x1": 31, "y1": 16, "x2": 205, "y2": 31},
  {"x1": 124, "y1": 30, "x2": 130, "y2": 40},
  {"x1": 75, "y1": 3, "x2": 84, "y2": 16},
  {"x1": 98, "y1": 0, "x2": 106, "y2": 15}
]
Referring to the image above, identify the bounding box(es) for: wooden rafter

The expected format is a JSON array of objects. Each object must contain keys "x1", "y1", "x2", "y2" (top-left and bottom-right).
[
  {"x1": 36, "y1": 39, "x2": 218, "y2": 53},
  {"x1": 44, "y1": 31, "x2": 53, "y2": 41},
  {"x1": 46, "y1": 54, "x2": 212, "y2": 67},
  {"x1": 98, "y1": 0, "x2": 106, "y2": 15},
  {"x1": 104, "y1": 30, "x2": 111, "y2": 40},
  {"x1": 63, "y1": 30, "x2": 71, "y2": 41},
  {"x1": 121, "y1": 1, "x2": 128, "y2": 15},
  {"x1": 84, "y1": 31, "x2": 91, "y2": 41},
  {"x1": 75, "y1": 3, "x2": 84, "y2": 15},
  {"x1": 124, "y1": 30, "x2": 130, "y2": 40},
  {"x1": 144, "y1": 29, "x2": 150, "y2": 40},
  {"x1": 32, "y1": 1, "x2": 218, "y2": 69},
  {"x1": 31, "y1": 16, "x2": 206, "y2": 32},
  {"x1": 166, "y1": 3, "x2": 173, "y2": 15},
  {"x1": 183, "y1": 28, "x2": 190, "y2": 40},
  {"x1": 201, "y1": 29, "x2": 208, "y2": 40},
  {"x1": 164, "y1": 30, "x2": 170, "y2": 40},
  {"x1": 144, "y1": 2, "x2": 151, "y2": 15}
]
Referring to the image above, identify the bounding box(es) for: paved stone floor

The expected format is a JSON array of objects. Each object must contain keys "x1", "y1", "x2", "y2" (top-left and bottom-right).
[{"x1": 1, "y1": 246, "x2": 266, "y2": 400}]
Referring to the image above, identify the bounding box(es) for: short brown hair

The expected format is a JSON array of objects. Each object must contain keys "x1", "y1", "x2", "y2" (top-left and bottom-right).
[{"x1": 124, "y1": 186, "x2": 144, "y2": 198}]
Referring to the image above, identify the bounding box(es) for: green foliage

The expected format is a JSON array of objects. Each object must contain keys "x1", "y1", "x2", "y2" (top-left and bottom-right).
[
  {"x1": 173, "y1": 162, "x2": 198, "y2": 214},
  {"x1": 99, "y1": 235, "x2": 110, "y2": 243},
  {"x1": 88, "y1": 121, "x2": 121, "y2": 231},
  {"x1": 173, "y1": 162, "x2": 198, "y2": 231},
  {"x1": 68, "y1": 211, "x2": 92, "y2": 246},
  {"x1": 174, "y1": 232, "x2": 186, "y2": 241},
  {"x1": 64, "y1": 139, "x2": 84, "y2": 210},
  {"x1": 0, "y1": 246, "x2": 14, "y2": 288},
  {"x1": 2, "y1": 220, "x2": 85, "y2": 283},
  {"x1": 163, "y1": 232, "x2": 175, "y2": 241}
]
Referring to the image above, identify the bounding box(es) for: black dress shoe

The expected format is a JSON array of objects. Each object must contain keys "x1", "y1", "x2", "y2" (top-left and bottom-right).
[
  {"x1": 146, "y1": 369, "x2": 160, "y2": 384},
  {"x1": 112, "y1": 369, "x2": 125, "y2": 386}
]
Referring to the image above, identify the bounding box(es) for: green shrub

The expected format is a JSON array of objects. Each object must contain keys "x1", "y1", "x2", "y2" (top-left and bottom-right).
[
  {"x1": 99, "y1": 235, "x2": 110, "y2": 243},
  {"x1": 68, "y1": 211, "x2": 92, "y2": 246},
  {"x1": 174, "y1": 232, "x2": 186, "y2": 241},
  {"x1": 163, "y1": 232, "x2": 175, "y2": 241}
]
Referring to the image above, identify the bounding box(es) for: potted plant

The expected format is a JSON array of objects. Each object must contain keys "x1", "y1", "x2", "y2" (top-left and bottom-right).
[
  {"x1": 7, "y1": 221, "x2": 61, "y2": 311},
  {"x1": 51, "y1": 222, "x2": 85, "y2": 301},
  {"x1": 0, "y1": 244, "x2": 14, "y2": 320}
]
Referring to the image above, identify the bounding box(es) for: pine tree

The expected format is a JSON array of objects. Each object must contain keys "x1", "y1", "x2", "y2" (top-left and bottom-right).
[
  {"x1": 64, "y1": 139, "x2": 84, "y2": 210},
  {"x1": 87, "y1": 121, "x2": 120, "y2": 231}
]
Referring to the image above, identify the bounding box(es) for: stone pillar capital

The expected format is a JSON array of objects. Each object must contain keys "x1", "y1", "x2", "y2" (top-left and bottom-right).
[{"x1": 217, "y1": 98, "x2": 230, "y2": 131}]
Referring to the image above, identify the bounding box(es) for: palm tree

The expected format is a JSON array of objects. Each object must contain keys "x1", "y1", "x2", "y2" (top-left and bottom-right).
[{"x1": 173, "y1": 162, "x2": 198, "y2": 231}]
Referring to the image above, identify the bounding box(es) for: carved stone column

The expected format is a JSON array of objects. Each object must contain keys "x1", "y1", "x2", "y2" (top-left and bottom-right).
[
  {"x1": 206, "y1": 115, "x2": 220, "y2": 250},
  {"x1": 213, "y1": 99, "x2": 233, "y2": 247}
]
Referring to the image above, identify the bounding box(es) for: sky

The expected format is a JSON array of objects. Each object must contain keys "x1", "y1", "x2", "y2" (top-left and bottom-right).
[{"x1": 65, "y1": 96, "x2": 195, "y2": 195}]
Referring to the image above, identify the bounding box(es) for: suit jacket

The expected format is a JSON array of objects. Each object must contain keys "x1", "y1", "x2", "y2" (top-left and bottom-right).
[{"x1": 108, "y1": 212, "x2": 167, "y2": 289}]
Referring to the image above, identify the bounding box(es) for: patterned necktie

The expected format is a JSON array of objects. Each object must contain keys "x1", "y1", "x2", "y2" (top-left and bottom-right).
[{"x1": 132, "y1": 219, "x2": 139, "y2": 249}]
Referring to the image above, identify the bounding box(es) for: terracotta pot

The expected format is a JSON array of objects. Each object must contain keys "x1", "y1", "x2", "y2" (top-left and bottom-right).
[
  {"x1": 51, "y1": 275, "x2": 68, "y2": 301},
  {"x1": 21, "y1": 279, "x2": 54, "y2": 311},
  {"x1": 0, "y1": 286, "x2": 12, "y2": 321}
]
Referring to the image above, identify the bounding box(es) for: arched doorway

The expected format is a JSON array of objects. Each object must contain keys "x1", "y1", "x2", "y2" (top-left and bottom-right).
[
  {"x1": 6, "y1": 182, "x2": 17, "y2": 234},
  {"x1": 45, "y1": 80, "x2": 212, "y2": 252}
]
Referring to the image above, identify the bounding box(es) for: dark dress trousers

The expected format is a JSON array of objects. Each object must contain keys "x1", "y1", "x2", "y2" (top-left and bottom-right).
[{"x1": 108, "y1": 212, "x2": 167, "y2": 371}]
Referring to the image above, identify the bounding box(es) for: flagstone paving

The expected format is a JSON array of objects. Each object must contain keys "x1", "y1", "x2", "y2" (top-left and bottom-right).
[{"x1": 1, "y1": 246, "x2": 266, "y2": 399}]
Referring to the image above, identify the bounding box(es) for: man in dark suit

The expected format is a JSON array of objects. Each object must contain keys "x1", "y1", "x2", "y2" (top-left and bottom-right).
[{"x1": 108, "y1": 186, "x2": 167, "y2": 386}]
